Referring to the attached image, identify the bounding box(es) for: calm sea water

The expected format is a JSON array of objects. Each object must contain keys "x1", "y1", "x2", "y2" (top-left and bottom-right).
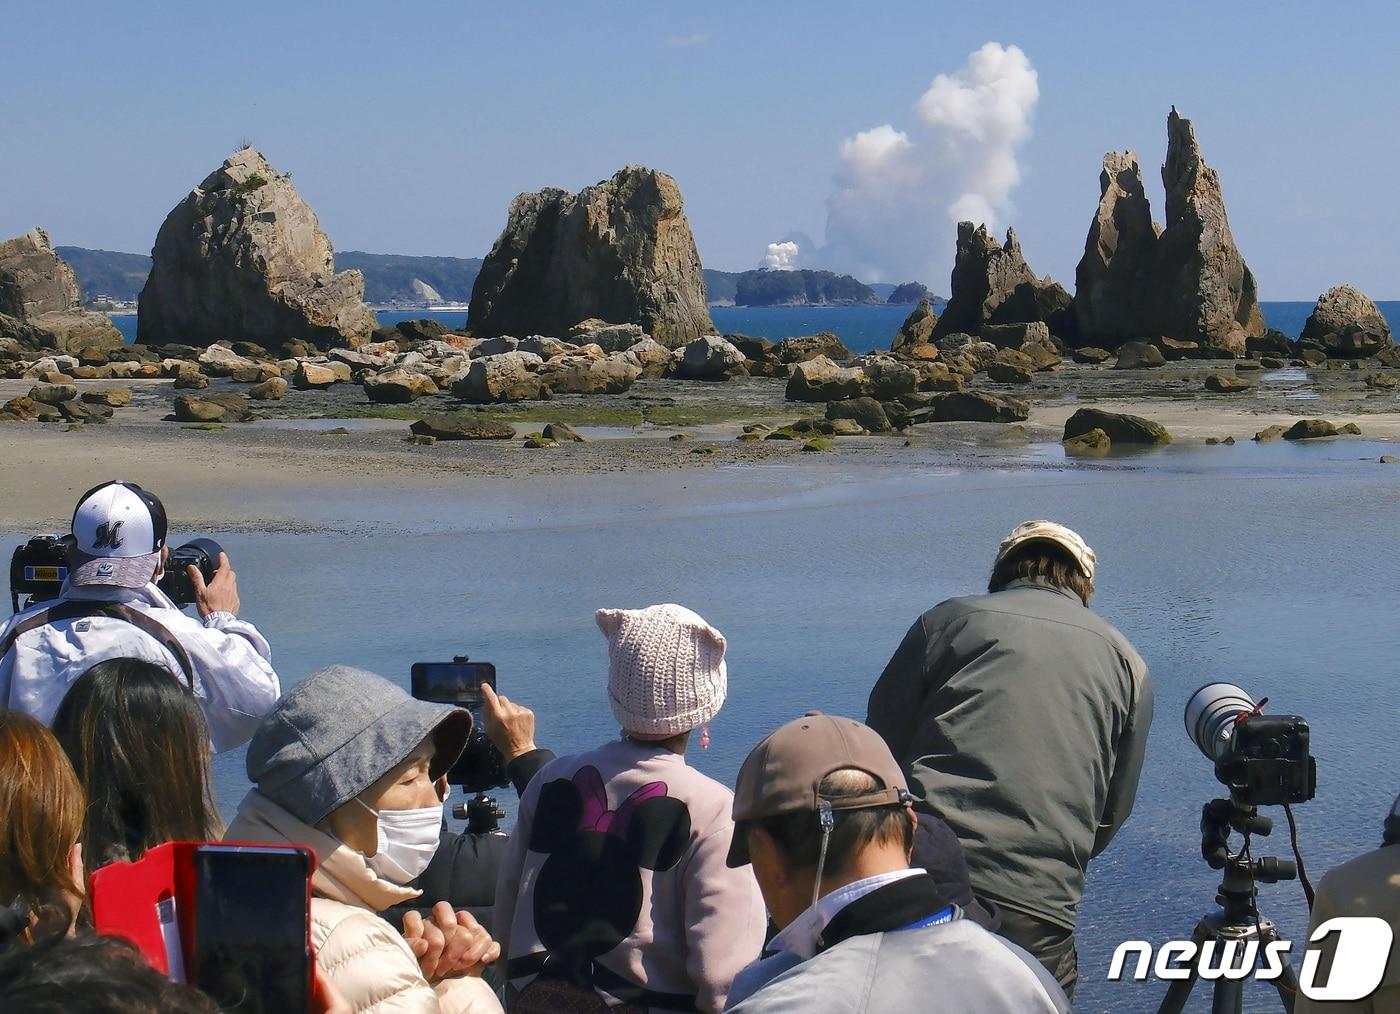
[
  {"x1": 6, "y1": 444, "x2": 1397, "y2": 1012},
  {"x1": 109, "y1": 302, "x2": 1399, "y2": 352}
]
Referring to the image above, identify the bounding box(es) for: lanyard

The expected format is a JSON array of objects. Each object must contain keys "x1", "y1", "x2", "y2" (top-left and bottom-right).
[{"x1": 897, "y1": 905, "x2": 957, "y2": 932}]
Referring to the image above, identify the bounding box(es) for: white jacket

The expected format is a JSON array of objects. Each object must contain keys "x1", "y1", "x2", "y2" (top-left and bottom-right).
[{"x1": 0, "y1": 581, "x2": 280, "y2": 752}]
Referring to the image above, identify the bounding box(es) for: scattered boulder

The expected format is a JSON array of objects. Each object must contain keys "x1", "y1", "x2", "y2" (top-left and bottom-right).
[
  {"x1": 1071, "y1": 347, "x2": 1112, "y2": 364},
  {"x1": 1063, "y1": 428, "x2": 1111, "y2": 456},
  {"x1": 981, "y1": 321, "x2": 1052, "y2": 351},
  {"x1": 774, "y1": 332, "x2": 851, "y2": 364},
  {"x1": 0, "y1": 228, "x2": 124, "y2": 352},
  {"x1": 862, "y1": 357, "x2": 919, "y2": 400},
  {"x1": 409, "y1": 415, "x2": 516, "y2": 440},
  {"x1": 197, "y1": 344, "x2": 259, "y2": 377},
  {"x1": 828, "y1": 417, "x2": 867, "y2": 436},
  {"x1": 566, "y1": 320, "x2": 648, "y2": 353},
  {"x1": 986, "y1": 350, "x2": 1035, "y2": 384},
  {"x1": 784, "y1": 356, "x2": 871, "y2": 402},
  {"x1": 81, "y1": 388, "x2": 132, "y2": 408},
  {"x1": 1365, "y1": 372, "x2": 1397, "y2": 390},
  {"x1": 248, "y1": 376, "x2": 288, "y2": 401},
  {"x1": 540, "y1": 355, "x2": 641, "y2": 395},
  {"x1": 1283, "y1": 419, "x2": 1339, "y2": 440},
  {"x1": 676, "y1": 335, "x2": 746, "y2": 380},
  {"x1": 542, "y1": 422, "x2": 585, "y2": 443},
  {"x1": 1064, "y1": 408, "x2": 1171, "y2": 445},
  {"x1": 138, "y1": 148, "x2": 377, "y2": 349},
  {"x1": 1299, "y1": 348, "x2": 1327, "y2": 367},
  {"x1": 173, "y1": 366, "x2": 209, "y2": 390},
  {"x1": 1204, "y1": 373, "x2": 1254, "y2": 393},
  {"x1": 624, "y1": 337, "x2": 674, "y2": 378},
  {"x1": 1253, "y1": 424, "x2": 1289, "y2": 442},
  {"x1": 891, "y1": 299, "x2": 938, "y2": 351},
  {"x1": 364, "y1": 369, "x2": 439, "y2": 404},
  {"x1": 927, "y1": 391, "x2": 1030, "y2": 424},
  {"x1": 293, "y1": 361, "x2": 352, "y2": 390},
  {"x1": 825, "y1": 397, "x2": 892, "y2": 434},
  {"x1": 172, "y1": 395, "x2": 227, "y2": 422},
  {"x1": 200, "y1": 393, "x2": 255, "y2": 422},
  {"x1": 522, "y1": 433, "x2": 557, "y2": 449},
  {"x1": 468, "y1": 166, "x2": 713, "y2": 348},
  {"x1": 1155, "y1": 336, "x2": 1201, "y2": 361},
  {"x1": 1339, "y1": 422, "x2": 1362, "y2": 435},
  {"x1": 452, "y1": 352, "x2": 548, "y2": 403},
  {"x1": 1114, "y1": 341, "x2": 1166, "y2": 369},
  {"x1": 395, "y1": 319, "x2": 445, "y2": 343},
  {"x1": 29, "y1": 383, "x2": 77, "y2": 405},
  {"x1": 1299, "y1": 285, "x2": 1393, "y2": 358},
  {"x1": 802, "y1": 437, "x2": 835, "y2": 452}
]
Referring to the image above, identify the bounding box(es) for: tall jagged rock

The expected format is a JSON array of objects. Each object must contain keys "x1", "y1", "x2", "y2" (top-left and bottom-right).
[
  {"x1": 891, "y1": 298, "x2": 937, "y2": 351},
  {"x1": 931, "y1": 223, "x2": 1074, "y2": 342},
  {"x1": 1074, "y1": 152, "x2": 1159, "y2": 345},
  {"x1": 138, "y1": 148, "x2": 377, "y2": 349},
  {"x1": 1299, "y1": 285, "x2": 1393, "y2": 357},
  {"x1": 1075, "y1": 110, "x2": 1264, "y2": 355},
  {"x1": 468, "y1": 165, "x2": 714, "y2": 348},
  {"x1": 0, "y1": 228, "x2": 124, "y2": 352}
]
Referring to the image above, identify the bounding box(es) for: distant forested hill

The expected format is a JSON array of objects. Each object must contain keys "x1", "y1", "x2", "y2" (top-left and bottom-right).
[
  {"x1": 703, "y1": 269, "x2": 740, "y2": 305},
  {"x1": 733, "y1": 269, "x2": 882, "y2": 307},
  {"x1": 55, "y1": 247, "x2": 484, "y2": 306},
  {"x1": 55, "y1": 247, "x2": 151, "y2": 302},
  {"x1": 336, "y1": 251, "x2": 482, "y2": 304}
]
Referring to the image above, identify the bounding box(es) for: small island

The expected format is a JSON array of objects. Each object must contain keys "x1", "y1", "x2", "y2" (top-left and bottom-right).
[{"x1": 733, "y1": 269, "x2": 882, "y2": 307}]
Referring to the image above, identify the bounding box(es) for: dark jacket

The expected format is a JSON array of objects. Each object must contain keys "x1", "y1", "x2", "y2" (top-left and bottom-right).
[{"x1": 866, "y1": 579, "x2": 1153, "y2": 930}]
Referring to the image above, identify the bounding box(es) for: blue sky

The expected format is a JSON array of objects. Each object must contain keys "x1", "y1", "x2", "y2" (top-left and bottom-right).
[{"x1": 2, "y1": 1, "x2": 1396, "y2": 297}]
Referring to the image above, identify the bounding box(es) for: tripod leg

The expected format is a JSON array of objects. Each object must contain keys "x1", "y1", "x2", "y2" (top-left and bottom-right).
[
  {"x1": 1262, "y1": 927, "x2": 1300, "y2": 1014},
  {"x1": 1210, "y1": 977, "x2": 1244, "y2": 1014},
  {"x1": 1157, "y1": 922, "x2": 1211, "y2": 1014}
]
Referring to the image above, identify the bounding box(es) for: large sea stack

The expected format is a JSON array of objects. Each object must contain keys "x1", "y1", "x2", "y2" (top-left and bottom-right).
[
  {"x1": 0, "y1": 228, "x2": 124, "y2": 351},
  {"x1": 930, "y1": 223, "x2": 1074, "y2": 342},
  {"x1": 1299, "y1": 285, "x2": 1393, "y2": 357},
  {"x1": 468, "y1": 165, "x2": 714, "y2": 348},
  {"x1": 1074, "y1": 109, "x2": 1264, "y2": 355},
  {"x1": 138, "y1": 148, "x2": 377, "y2": 349}
]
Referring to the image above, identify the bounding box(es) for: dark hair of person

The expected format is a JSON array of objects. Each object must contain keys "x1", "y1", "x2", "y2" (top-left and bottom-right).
[
  {"x1": 744, "y1": 769, "x2": 913, "y2": 875},
  {"x1": 0, "y1": 712, "x2": 86, "y2": 944},
  {"x1": 988, "y1": 540, "x2": 1094, "y2": 606},
  {"x1": 52, "y1": 658, "x2": 219, "y2": 874},
  {"x1": 0, "y1": 930, "x2": 218, "y2": 1013}
]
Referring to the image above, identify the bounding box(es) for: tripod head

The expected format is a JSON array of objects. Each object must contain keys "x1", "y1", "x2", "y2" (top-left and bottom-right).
[
  {"x1": 1199, "y1": 797, "x2": 1296, "y2": 923},
  {"x1": 452, "y1": 791, "x2": 506, "y2": 836}
]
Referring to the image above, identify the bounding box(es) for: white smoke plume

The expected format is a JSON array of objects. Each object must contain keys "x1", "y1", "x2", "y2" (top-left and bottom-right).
[
  {"x1": 764, "y1": 43, "x2": 1039, "y2": 284},
  {"x1": 760, "y1": 240, "x2": 802, "y2": 271}
]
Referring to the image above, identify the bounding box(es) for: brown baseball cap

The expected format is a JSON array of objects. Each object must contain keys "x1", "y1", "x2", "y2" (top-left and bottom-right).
[{"x1": 726, "y1": 711, "x2": 909, "y2": 867}]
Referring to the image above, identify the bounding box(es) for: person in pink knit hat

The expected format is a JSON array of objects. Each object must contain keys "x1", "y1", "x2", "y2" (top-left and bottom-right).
[{"x1": 494, "y1": 604, "x2": 766, "y2": 1013}]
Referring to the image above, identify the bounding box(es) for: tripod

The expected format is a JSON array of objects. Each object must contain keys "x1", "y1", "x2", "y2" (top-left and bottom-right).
[{"x1": 1157, "y1": 799, "x2": 1302, "y2": 1014}]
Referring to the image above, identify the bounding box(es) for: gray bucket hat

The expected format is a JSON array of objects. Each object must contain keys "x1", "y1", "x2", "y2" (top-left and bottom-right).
[{"x1": 246, "y1": 665, "x2": 471, "y2": 825}]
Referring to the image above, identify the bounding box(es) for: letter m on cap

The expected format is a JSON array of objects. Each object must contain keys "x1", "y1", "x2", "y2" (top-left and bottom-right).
[{"x1": 92, "y1": 520, "x2": 125, "y2": 550}]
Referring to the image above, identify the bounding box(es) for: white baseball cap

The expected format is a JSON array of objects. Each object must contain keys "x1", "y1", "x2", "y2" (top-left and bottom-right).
[
  {"x1": 69, "y1": 481, "x2": 169, "y2": 588},
  {"x1": 995, "y1": 520, "x2": 1097, "y2": 581}
]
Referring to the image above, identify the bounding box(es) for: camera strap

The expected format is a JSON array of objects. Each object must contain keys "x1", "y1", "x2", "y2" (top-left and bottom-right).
[{"x1": 0, "y1": 600, "x2": 196, "y2": 689}]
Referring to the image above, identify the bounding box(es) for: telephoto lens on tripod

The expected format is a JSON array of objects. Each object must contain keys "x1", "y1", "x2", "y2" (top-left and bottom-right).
[{"x1": 1184, "y1": 683, "x2": 1316, "y2": 807}]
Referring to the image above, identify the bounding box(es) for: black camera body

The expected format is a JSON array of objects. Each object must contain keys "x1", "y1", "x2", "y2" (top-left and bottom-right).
[
  {"x1": 1216, "y1": 713, "x2": 1316, "y2": 808},
  {"x1": 158, "y1": 538, "x2": 223, "y2": 607},
  {"x1": 9, "y1": 535, "x2": 72, "y2": 611},
  {"x1": 410, "y1": 659, "x2": 509, "y2": 795}
]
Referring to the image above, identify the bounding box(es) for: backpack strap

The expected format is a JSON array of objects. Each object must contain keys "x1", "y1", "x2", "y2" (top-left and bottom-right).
[{"x1": 0, "y1": 600, "x2": 196, "y2": 689}]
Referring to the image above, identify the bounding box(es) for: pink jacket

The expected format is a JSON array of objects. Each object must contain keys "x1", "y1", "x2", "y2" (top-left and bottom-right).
[{"x1": 494, "y1": 738, "x2": 766, "y2": 1013}]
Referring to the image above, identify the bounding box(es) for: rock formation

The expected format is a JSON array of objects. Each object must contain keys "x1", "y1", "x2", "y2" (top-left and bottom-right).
[
  {"x1": 0, "y1": 228, "x2": 124, "y2": 352},
  {"x1": 891, "y1": 299, "x2": 937, "y2": 351},
  {"x1": 138, "y1": 148, "x2": 377, "y2": 349},
  {"x1": 931, "y1": 224, "x2": 1074, "y2": 343},
  {"x1": 1299, "y1": 285, "x2": 1393, "y2": 357},
  {"x1": 1074, "y1": 109, "x2": 1264, "y2": 355},
  {"x1": 468, "y1": 166, "x2": 713, "y2": 348}
]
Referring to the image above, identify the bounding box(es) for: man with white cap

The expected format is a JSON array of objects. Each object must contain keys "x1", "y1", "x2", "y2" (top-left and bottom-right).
[
  {"x1": 0, "y1": 480, "x2": 280, "y2": 752},
  {"x1": 866, "y1": 520, "x2": 1154, "y2": 999}
]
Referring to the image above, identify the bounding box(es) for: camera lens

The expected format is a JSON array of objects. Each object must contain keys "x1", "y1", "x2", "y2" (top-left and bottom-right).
[{"x1": 1184, "y1": 682, "x2": 1256, "y2": 762}]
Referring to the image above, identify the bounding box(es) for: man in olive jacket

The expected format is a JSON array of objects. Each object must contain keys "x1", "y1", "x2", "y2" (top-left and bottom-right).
[{"x1": 866, "y1": 521, "x2": 1154, "y2": 999}]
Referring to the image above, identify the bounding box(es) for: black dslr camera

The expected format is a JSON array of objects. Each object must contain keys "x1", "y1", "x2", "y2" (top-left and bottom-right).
[
  {"x1": 158, "y1": 538, "x2": 224, "y2": 607},
  {"x1": 1185, "y1": 683, "x2": 1317, "y2": 806},
  {"x1": 411, "y1": 658, "x2": 509, "y2": 835},
  {"x1": 9, "y1": 535, "x2": 71, "y2": 611}
]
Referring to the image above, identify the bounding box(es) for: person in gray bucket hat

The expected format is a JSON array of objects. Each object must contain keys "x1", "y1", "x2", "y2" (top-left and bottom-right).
[{"x1": 224, "y1": 665, "x2": 505, "y2": 1014}]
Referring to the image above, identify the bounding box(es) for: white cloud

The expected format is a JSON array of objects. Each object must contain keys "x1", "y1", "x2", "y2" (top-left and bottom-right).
[
  {"x1": 665, "y1": 32, "x2": 709, "y2": 48},
  {"x1": 760, "y1": 240, "x2": 801, "y2": 271},
  {"x1": 766, "y1": 42, "x2": 1039, "y2": 284}
]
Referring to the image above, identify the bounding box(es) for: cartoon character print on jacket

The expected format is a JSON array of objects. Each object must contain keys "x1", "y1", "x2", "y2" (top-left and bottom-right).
[{"x1": 528, "y1": 764, "x2": 692, "y2": 983}]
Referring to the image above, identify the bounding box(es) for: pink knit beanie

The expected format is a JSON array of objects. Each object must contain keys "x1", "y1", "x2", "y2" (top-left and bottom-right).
[{"x1": 597, "y1": 603, "x2": 728, "y2": 737}]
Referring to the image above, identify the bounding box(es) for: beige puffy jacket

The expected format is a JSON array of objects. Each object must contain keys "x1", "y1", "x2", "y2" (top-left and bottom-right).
[{"x1": 226, "y1": 790, "x2": 502, "y2": 1014}]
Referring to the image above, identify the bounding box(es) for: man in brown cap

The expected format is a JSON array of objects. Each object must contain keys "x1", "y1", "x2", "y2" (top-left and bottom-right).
[
  {"x1": 723, "y1": 712, "x2": 1067, "y2": 1013},
  {"x1": 866, "y1": 520, "x2": 1154, "y2": 999}
]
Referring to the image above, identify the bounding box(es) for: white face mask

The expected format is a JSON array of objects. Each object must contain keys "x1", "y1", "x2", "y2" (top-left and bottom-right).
[{"x1": 355, "y1": 789, "x2": 447, "y2": 885}]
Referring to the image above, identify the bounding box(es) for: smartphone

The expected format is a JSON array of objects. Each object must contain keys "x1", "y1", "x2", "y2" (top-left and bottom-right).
[
  {"x1": 411, "y1": 660, "x2": 508, "y2": 792},
  {"x1": 191, "y1": 844, "x2": 313, "y2": 1013}
]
